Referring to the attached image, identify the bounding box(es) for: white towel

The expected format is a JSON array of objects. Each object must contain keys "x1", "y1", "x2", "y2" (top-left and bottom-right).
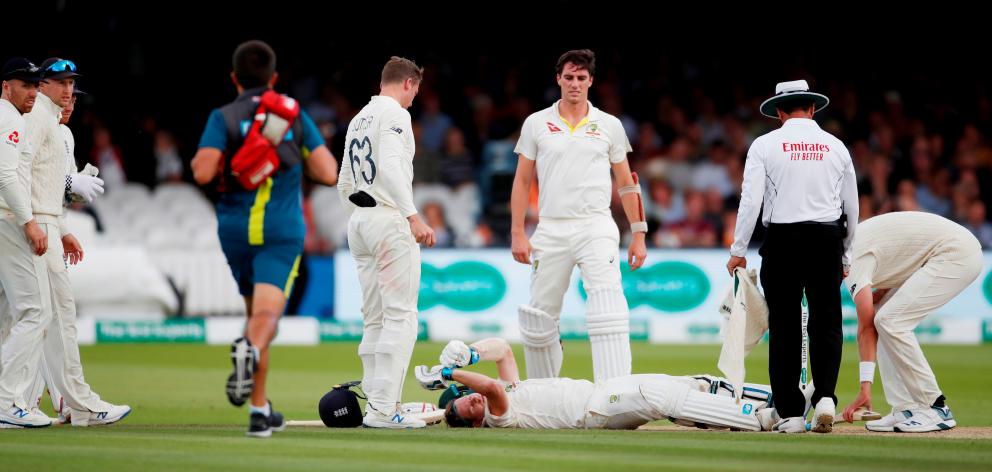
[{"x1": 717, "y1": 267, "x2": 768, "y2": 401}]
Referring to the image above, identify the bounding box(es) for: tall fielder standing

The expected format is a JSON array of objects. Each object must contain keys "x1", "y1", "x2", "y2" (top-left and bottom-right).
[
  {"x1": 338, "y1": 57, "x2": 435, "y2": 428},
  {"x1": 18, "y1": 78, "x2": 111, "y2": 423},
  {"x1": 510, "y1": 49, "x2": 646, "y2": 384},
  {"x1": 727, "y1": 80, "x2": 859, "y2": 433}
]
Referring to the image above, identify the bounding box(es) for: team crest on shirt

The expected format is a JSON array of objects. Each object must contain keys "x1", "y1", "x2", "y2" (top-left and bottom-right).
[
  {"x1": 585, "y1": 123, "x2": 600, "y2": 137},
  {"x1": 5, "y1": 131, "x2": 19, "y2": 145},
  {"x1": 609, "y1": 394, "x2": 619, "y2": 404},
  {"x1": 546, "y1": 122, "x2": 562, "y2": 133}
]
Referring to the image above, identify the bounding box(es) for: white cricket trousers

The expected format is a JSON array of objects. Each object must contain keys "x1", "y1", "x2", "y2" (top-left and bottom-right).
[
  {"x1": 0, "y1": 213, "x2": 50, "y2": 410},
  {"x1": 0, "y1": 221, "x2": 109, "y2": 414},
  {"x1": 348, "y1": 206, "x2": 420, "y2": 415},
  {"x1": 525, "y1": 215, "x2": 631, "y2": 382},
  {"x1": 875, "y1": 234, "x2": 984, "y2": 412}
]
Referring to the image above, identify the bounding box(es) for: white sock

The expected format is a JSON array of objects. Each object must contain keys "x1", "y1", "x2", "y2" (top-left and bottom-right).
[{"x1": 250, "y1": 403, "x2": 270, "y2": 417}]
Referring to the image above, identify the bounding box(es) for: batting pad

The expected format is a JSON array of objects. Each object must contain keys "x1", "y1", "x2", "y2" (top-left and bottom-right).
[
  {"x1": 586, "y1": 288, "x2": 631, "y2": 383},
  {"x1": 518, "y1": 305, "x2": 562, "y2": 379},
  {"x1": 677, "y1": 389, "x2": 762, "y2": 431}
]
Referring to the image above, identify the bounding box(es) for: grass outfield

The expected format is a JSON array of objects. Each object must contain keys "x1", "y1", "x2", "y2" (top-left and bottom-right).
[{"x1": 1, "y1": 342, "x2": 991, "y2": 471}]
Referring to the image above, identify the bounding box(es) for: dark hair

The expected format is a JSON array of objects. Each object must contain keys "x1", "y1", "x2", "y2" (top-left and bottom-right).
[
  {"x1": 232, "y1": 40, "x2": 276, "y2": 89},
  {"x1": 381, "y1": 56, "x2": 423, "y2": 85},
  {"x1": 775, "y1": 98, "x2": 815, "y2": 114},
  {"x1": 443, "y1": 401, "x2": 474, "y2": 428},
  {"x1": 556, "y1": 49, "x2": 596, "y2": 76}
]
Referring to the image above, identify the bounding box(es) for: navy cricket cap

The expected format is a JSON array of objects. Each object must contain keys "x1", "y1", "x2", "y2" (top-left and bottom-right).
[
  {"x1": 1, "y1": 58, "x2": 43, "y2": 83},
  {"x1": 40, "y1": 57, "x2": 81, "y2": 80}
]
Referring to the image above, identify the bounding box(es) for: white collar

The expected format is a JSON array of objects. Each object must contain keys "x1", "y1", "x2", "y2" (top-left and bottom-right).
[
  {"x1": 782, "y1": 117, "x2": 819, "y2": 128},
  {"x1": 34, "y1": 93, "x2": 64, "y2": 118}
]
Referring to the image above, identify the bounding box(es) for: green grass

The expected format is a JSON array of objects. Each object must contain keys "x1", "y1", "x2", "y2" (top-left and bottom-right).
[{"x1": 2, "y1": 342, "x2": 991, "y2": 471}]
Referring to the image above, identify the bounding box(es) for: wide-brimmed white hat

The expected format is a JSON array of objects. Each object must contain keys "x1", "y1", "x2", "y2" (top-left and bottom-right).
[{"x1": 759, "y1": 79, "x2": 829, "y2": 118}]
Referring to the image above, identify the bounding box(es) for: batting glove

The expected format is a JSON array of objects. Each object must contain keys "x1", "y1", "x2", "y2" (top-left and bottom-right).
[
  {"x1": 415, "y1": 365, "x2": 452, "y2": 390},
  {"x1": 440, "y1": 340, "x2": 479, "y2": 368}
]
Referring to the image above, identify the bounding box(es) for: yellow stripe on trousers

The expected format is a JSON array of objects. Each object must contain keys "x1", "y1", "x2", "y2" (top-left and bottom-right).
[
  {"x1": 248, "y1": 177, "x2": 273, "y2": 246},
  {"x1": 283, "y1": 255, "x2": 302, "y2": 298}
]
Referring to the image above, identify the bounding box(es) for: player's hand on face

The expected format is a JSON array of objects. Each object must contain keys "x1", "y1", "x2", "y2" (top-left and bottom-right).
[
  {"x1": 62, "y1": 234, "x2": 84, "y2": 265},
  {"x1": 440, "y1": 340, "x2": 471, "y2": 368},
  {"x1": 510, "y1": 232, "x2": 531, "y2": 265},
  {"x1": 628, "y1": 233, "x2": 647, "y2": 270}
]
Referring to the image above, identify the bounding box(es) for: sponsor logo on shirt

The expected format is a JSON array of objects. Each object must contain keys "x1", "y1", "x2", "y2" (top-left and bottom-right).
[
  {"x1": 782, "y1": 141, "x2": 829, "y2": 161},
  {"x1": 390, "y1": 126, "x2": 403, "y2": 134},
  {"x1": 5, "y1": 131, "x2": 19, "y2": 145},
  {"x1": 546, "y1": 122, "x2": 562, "y2": 133}
]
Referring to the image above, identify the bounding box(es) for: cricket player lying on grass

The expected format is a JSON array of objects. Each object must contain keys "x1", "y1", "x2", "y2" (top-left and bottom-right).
[{"x1": 416, "y1": 338, "x2": 777, "y2": 431}]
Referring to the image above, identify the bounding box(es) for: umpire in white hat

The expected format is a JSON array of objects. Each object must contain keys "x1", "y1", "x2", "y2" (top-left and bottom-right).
[{"x1": 727, "y1": 80, "x2": 859, "y2": 433}]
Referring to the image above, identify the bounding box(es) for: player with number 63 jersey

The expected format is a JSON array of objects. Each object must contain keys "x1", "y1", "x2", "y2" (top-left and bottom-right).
[{"x1": 337, "y1": 57, "x2": 435, "y2": 429}]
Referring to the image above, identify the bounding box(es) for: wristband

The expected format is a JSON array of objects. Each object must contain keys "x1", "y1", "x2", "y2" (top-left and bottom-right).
[
  {"x1": 631, "y1": 221, "x2": 648, "y2": 233},
  {"x1": 859, "y1": 361, "x2": 875, "y2": 383},
  {"x1": 441, "y1": 367, "x2": 454, "y2": 381},
  {"x1": 468, "y1": 347, "x2": 480, "y2": 366}
]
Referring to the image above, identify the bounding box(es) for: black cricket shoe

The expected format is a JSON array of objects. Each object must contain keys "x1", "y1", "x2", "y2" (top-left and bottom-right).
[{"x1": 246, "y1": 401, "x2": 285, "y2": 438}]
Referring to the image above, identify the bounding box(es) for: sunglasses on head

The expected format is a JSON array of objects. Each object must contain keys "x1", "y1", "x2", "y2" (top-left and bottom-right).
[{"x1": 46, "y1": 59, "x2": 76, "y2": 73}]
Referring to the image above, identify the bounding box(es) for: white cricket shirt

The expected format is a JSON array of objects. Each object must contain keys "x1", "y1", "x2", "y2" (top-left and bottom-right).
[
  {"x1": 484, "y1": 377, "x2": 596, "y2": 429},
  {"x1": 844, "y1": 211, "x2": 982, "y2": 297},
  {"x1": 338, "y1": 95, "x2": 417, "y2": 217},
  {"x1": 515, "y1": 101, "x2": 631, "y2": 219}
]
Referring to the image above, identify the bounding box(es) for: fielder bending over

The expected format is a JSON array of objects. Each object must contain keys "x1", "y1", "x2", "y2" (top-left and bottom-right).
[{"x1": 843, "y1": 212, "x2": 983, "y2": 432}]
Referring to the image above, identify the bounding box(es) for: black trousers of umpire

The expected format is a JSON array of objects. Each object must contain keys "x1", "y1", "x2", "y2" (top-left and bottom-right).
[{"x1": 759, "y1": 222, "x2": 844, "y2": 418}]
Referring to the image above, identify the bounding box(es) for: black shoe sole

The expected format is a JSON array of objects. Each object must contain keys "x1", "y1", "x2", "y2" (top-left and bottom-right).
[{"x1": 226, "y1": 338, "x2": 256, "y2": 406}]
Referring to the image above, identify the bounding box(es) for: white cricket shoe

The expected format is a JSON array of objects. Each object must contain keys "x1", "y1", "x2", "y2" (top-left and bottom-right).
[
  {"x1": 0, "y1": 406, "x2": 53, "y2": 428},
  {"x1": 866, "y1": 410, "x2": 914, "y2": 432},
  {"x1": 363, "y1": 410, "x2": 426, "y2": 429},
  {"x1": 772, "y1": 416, "x2": 807, "y2": 433},
  {"x1": 72, "y1": 404, "x2": 132, "y2": 427},
  {"x1": 893, "y1": 406, "x2": 956, "y2": 433},
  {"x1": 811, "y1": 398, "x2": 835, "y2": 433}
]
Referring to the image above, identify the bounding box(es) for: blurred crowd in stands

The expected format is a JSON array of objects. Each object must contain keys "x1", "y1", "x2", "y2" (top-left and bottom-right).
[{"x1": 66, "y1": 54, "x2": 992, "y2": 252}]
